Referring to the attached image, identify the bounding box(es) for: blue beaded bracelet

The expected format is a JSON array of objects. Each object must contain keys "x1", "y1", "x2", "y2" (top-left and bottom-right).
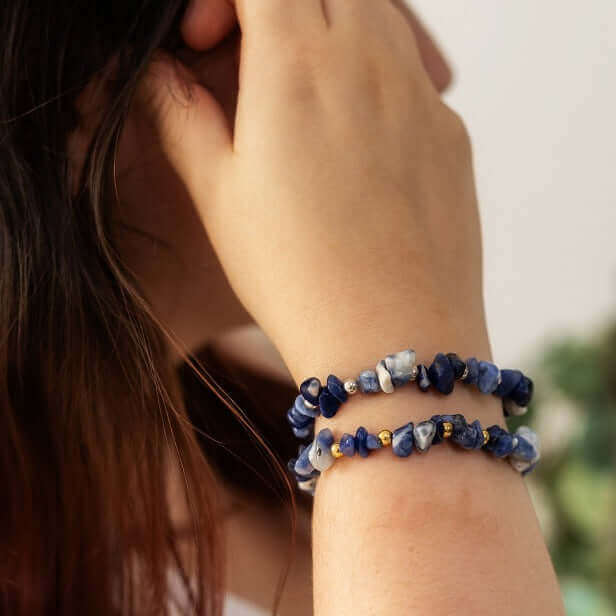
[
  {"x1": 288, "y1": 413, "x2": 540, "y2": 495},
  {"x1": 287, "y1": 349, "x2": 534, "y2": 440}
]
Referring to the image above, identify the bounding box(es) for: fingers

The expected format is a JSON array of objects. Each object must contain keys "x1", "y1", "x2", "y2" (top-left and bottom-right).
[
  {"x1": 135, "y1": 52, "x2": 233, "y2": 200},
  {"x1": 181, "y1": 0, "x2": 237, "y2": 51},
  {"x1": 390, "y1": 1, "x2": 453, "y2": 92}
]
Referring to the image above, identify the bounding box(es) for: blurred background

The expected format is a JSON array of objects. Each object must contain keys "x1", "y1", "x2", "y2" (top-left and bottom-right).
[{"x1": 410, "y1": 0, "x2": 616, "y2": 612}]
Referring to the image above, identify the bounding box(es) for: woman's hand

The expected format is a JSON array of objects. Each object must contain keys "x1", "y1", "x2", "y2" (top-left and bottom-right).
[{"x1": 142, "y1": 0, "x2": 486, "y2": 380}]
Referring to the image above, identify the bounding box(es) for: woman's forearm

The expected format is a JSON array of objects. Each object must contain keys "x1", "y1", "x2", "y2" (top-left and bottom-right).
[{"x1": 286, "y1": 325, "x2": 565, "y2": 616}]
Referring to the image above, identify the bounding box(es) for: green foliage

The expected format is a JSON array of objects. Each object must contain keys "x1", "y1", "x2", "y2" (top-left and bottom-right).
[{"x1": 528, "y1": 323, "x2": 616, "y2": 614}]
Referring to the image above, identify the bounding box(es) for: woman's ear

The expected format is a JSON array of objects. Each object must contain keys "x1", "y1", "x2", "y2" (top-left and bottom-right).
[{"x1": 181, "y1": 0, "x2": 237, "y2": 51}]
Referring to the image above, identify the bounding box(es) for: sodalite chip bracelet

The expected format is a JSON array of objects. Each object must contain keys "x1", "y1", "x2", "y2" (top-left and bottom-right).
[
  {"x1": 288, "y1": 414, "x2": 540, "y2": 495},
  {"x1": 287, "y1": 349, "x2": 534, "y2": 440}
]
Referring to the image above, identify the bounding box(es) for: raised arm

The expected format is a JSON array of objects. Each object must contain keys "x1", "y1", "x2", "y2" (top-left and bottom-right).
[{"x1": 139, "y1": 1, "x2": 565, "y2": 612}]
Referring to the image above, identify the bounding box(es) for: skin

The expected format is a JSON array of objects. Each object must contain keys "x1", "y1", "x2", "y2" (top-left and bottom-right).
[{"x1": 73, "y1": 1, "x2": 564, "y2": 613}]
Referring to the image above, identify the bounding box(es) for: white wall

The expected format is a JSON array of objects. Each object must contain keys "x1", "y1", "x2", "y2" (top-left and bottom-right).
[{"x1": 412, "y1": 0, "x2": 616, "y2": 363}]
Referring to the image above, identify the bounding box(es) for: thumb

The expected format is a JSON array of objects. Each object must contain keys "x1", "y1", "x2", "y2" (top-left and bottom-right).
[{"x1": 135, "y1": 51, "x2": 232, "y2": 200}]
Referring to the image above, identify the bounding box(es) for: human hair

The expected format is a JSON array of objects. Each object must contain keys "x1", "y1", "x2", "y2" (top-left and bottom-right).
[{"x1": 0, "y1": 2, "x2": 299, "y2": 614}]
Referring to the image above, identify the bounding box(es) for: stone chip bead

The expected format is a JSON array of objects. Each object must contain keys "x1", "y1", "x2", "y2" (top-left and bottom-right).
[
  {"x1": 292, "y1": 425, "x2": 313, "y2": 439},
  {"x1": 366, "y1": 433, "x2": 382, "y2": 450},
  {"x1": 446, "y1": 353, "x2": 467, "y2": 380},
  {"x1": 358, "y1": 370, "x2": 380, "y2": 393},
  {"x1": 384, "y1": 349, "x2": 417, "y2": 387},
  {"x1": 430, "y1": 415, "x2": 453, "y2": 445},
  {"x1": 509, "y1": 376, "x2": 534, "y2": 408},
  {"x1": 463, "y1": 357, "x2": 480, "y2": 385},
  {"x1": 297, "y1": 476, "x2": 318, "y2": 494},
  {"x1": 300, "y1": 377, "x2": 322, "y2": 406},
  {"x1": 326, "y1": 374, "x2": 348, "y2": 403},
  {"x1": 392, "y1": 422, "x2": 415, "y2": 457},
  {"x1": 339, "y1": 433, "x2": 356, "y2": 457},
  {"x1": 375, "y1": 359, "x2": 395, "y2": 394},
  {"x1": 294, "y1": 444, "x2": 315, "y2": 477},
  {"x1": 452, "y1": 418, "x2": 485, "y2": 450},
  {"x1": 494, "y1": 369, "x2": 523, "y2": 398},
  {"x1": 355, "y1": 426, "x2": 369, "y2": 458},
  {"x1": 416, "y1": 364, "x2": 431, "y2": 392},
  {"x1": 484, "y1": 425, "x2": 515, "y2": 457},
  {"x1": 294, "y1": 394, "x2": 319, "y2": 418},
  {"x1": 428, "y1": 353, "x2": 455, "y2": 395},
  {"x1": 318, "y1": 388, "x2": 342, "y2": 419},
  {"x1": 478, "y1": 361, "x2": 500, "y2": 394},
  {"x1": 509, "y1": 426, "x2": 540, "y2": 474},
  {"x1": 287, "y1": 407, "x2": 313, "y2": 429},
  {"x1": 308, "y1": 428, "x2": 336, "y2": 472},
  {"x1": 503, "y1": 398, "x2": 528, "y2": 417},
  {"x1": 413, "y1": 420, "x2": 436, "y2": 452}
]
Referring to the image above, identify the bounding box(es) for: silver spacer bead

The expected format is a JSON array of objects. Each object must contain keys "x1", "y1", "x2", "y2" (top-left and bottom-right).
[
  {"x1": 343, "y1": 379, "x2": 359, "y2": 395},
  {"x1": 460, "y1": 364, "x2": 469, "y2": 381},
  {"x1": 410, "y1": 365, "x2": 419, "y2": 381},
  {"x1": 303, "y1": 398, "x2": 318, "y2": 410},
  {"x1": 496, "y1": 371, "x2": 502, "y2": 386}
]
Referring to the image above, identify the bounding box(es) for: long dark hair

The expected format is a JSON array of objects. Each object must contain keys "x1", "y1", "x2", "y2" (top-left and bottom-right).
[{"x1": 0, "y1": 2, "x2": 298, "y2": 614}]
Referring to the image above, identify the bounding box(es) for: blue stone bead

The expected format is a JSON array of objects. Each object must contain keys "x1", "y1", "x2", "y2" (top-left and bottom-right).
[
  {"x1": 287, "y1": 407, "x2": 313, "y2": 429},
  {"x1": 451, "y1": 417, "x2": 484, "y2": 449},
  {"x1": 375, "y1": 360, "x2": 395, "y2": 393},
  {"x1": 434, "y1": 413, "x2": 468, "y2": 445},
  {"x1": 485, "y1": 425, "x2": 514, "y2": 457},
  {"x1": 417, "y1": 364, "x2": 431, "y2": 392},
  {"x1": 326, "y1": 374, "x2": 348, "y2": 403},
  {"x1": 292, "y1": 425, "x2": 313, "y2": 439},
  {"x1": 510, "y1": 376, "x2": 534, "y2": 407},
  {"x1": 449, "y1": 413, "x2": 468, "y2": 434},
  {"x1": 384, "y1": 349, "x2": 416, "y2": 387},
  {"x1": 413, "y1": 420, "x2": 436, "y2": 452},
  {"x1": 339, "y1": 433, "x2": 356, "y2": 457},
  {"x1": 355, "y1": 426, "x2": 369, "y2": 457},
  {"x1": 494, "y1": 369, "x2": 523, "y2": 398},
  {"x1": 294, "y1": 446, "x2": 314, "y2": 476},
  {"x1": 478, "y1": 361, "x2": 500, "y2": 394},
  {"x1": 509, "y1": 428, "x2": 540, "y2": 473},
  {"x1": 392, "y1": 422, "x2": 414, "y2": 457},
  {"x1": 309, "y1": 428, "x2": 336, "y2": 471},
  {"x1": 511, "y1": 434, "x2": 537, "y2": 461},
  {"x1": 366, "y1": 433, "x2": 382, "y2": 450},
  {"x1": 430, "y1": 414, "x2": 446, "y2": 444},
  {"x1": 291, "y1": 466, "x2": 320, "y2": 482},
  {"x1": 300, "y1": 377, "x2": 322, "y2": 406},
  {"x1": 446, "y1": 353, "x2": 467, "y2": 379},
  {"x1": 294, "y1": 394, "x2": 319, "y2": 418},
  {"x1": 428, "y1": 353, "x2": 455, "y2": 395},
  {"x1": 463, "y1": 357, "x2": 479, "y2": 385},
  {"x1": 318, "y1": 389, "x2": 342, "y2": 419},
  {"x1": 358, "y1": 370, "x2": 380, "y2": 393},
  {"x1": 503, "y1": 398, "x2": 528, "y2": 417}
]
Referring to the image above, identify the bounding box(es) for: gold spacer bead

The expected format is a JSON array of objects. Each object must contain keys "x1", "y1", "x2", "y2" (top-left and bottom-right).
[
  {"x1": 377, "y1": 429, "x2": 392, "y2": 447},
  {"x1": 482, "y1": 429, "x2": 490, "y2": 446},
  {"x1": 442, "y1": 422, "x2": 454, "y2": 438},
  {"x1": 331, "y1": 442, "x2": 344, "y2": 459}
]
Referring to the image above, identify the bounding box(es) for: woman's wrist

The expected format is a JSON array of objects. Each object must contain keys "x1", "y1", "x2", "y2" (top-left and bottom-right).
[{"x1": 273, "y1": 302, "x2": 492, "y2": 391}]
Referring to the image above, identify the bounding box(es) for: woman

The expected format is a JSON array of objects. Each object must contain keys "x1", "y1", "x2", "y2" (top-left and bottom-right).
[{"x1": 0, "y1": 0, "x2": 565, "y2": 614}]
